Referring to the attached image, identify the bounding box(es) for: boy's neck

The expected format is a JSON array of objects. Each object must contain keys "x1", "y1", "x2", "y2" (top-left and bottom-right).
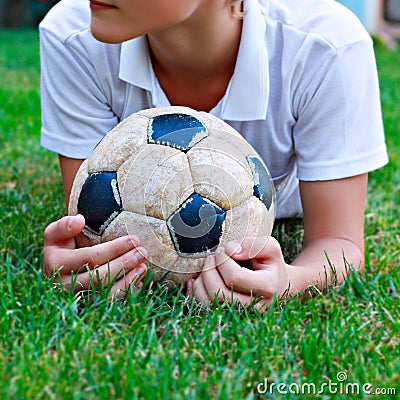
[{"x1": 147, "y1": 3, "x2": 242, "y2": 111}]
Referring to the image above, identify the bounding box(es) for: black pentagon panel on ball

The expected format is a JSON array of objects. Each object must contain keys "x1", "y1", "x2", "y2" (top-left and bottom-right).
[
  {"x1": 167, "y1": 193, "x2": 226, "y2": 256},
  {"x1": 77, "y1": 172, "x2": 123, "y2": 234},
  {"x1": 148, "y1": 113, "x2": 208, "y2": 151},
  {"x1": 246, "y1": 156, "x2": 274, "y2": 210}
]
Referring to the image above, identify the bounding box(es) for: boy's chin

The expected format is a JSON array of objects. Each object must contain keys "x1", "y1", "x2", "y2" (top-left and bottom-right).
[
  {"x1": 90, "y1": 21, "x2": 138, "y2": 44},
  {"x1": 90, "y1": 25, "x2": 123, "y2": 44}
]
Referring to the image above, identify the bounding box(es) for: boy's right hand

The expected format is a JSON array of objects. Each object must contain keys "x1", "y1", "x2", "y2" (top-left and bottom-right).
[{"x1": 43, "y1": 214, "x2": 148, "y2": 297}]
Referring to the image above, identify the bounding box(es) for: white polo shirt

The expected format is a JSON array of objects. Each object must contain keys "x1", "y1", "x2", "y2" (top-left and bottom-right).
[{"x1": 39, "y1": 0, "x2": 388, "y2": 218}]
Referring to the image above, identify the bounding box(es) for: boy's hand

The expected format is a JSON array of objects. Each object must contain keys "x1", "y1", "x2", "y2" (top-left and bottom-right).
[
  {"x1": 43, "y1": 214, "x2": 148, "y2": 297},
  {"x1": 187, "y1": 237, "x2": 290, "y2": 311}
]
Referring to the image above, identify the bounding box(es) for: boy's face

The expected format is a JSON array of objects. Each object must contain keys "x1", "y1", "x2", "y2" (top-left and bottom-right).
[{"x1": 89, "y1": 0, "x2": 203, "y2": 43}]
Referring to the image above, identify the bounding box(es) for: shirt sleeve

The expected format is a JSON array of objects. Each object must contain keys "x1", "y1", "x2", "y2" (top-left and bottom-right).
[
  {"x1": 39, "y1": 26, "x2": 119, "y2": 159},
  {"x1": 292, "y1": 39, "x2": 388, "y2": 181}
]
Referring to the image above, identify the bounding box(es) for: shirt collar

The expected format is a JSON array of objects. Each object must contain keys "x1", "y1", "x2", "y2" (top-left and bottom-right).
[
  {"x1": 119, "y1": 0, "x2": 269, "y2": 121},
  {"x1": 119, "y1": 35, "x2": 152, "y2": 91},
  {"x1": 218, "y1": 0, "x2": 269, "y2": 120}
]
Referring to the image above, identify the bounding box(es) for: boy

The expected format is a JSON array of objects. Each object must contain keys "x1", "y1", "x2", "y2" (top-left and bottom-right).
[{"x1": 41, "y1": 0, "x2": 388, "y2": 306}]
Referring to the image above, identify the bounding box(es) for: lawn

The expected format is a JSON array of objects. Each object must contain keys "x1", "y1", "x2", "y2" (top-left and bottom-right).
[{"x1": 0, "y1": 30, "x2": 398, "y2": 399}]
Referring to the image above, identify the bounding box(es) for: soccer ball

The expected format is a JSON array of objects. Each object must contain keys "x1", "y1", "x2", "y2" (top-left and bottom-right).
[{"x1": 68, "y1": 106, "x2": 275, "y2": 286}]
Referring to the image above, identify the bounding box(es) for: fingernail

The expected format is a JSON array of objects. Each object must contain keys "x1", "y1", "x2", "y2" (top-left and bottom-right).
[
  {"x1": 132, "y1": 250, "x2": 145, "y2": 264},
  {"x1": 134, "y1": 265, "x2": 146, "y2": 277},
  {"x1": 67, "y1": 216, "x2": 74, "y2": 231},
  {"x1": 127, "y1": 234, "x2": 140, "y2": 247},
  {"x1": 137, "y1": 247, "x2": 148, "y2": 260}
]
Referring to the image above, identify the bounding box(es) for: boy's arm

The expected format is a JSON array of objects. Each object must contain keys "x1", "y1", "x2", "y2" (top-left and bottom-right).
[
  {"x1": 59, "y1": 155, "x2": 85, "y2": 209},
  {"x1": 189, "y1": 173, "x2": 367, "y2": 308},
  {"x1": 288, "y1": 174, "x2": 367, "y2": 292}
]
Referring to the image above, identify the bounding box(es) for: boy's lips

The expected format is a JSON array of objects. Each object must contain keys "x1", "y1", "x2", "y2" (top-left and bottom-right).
[{"x1": 90, "y1": 0, "x2": 118, "y2": 12}]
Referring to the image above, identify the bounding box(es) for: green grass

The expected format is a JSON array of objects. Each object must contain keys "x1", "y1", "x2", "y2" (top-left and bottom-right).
[{"x1": 0, "y1": 30, "x2": 399, "y2": 399}]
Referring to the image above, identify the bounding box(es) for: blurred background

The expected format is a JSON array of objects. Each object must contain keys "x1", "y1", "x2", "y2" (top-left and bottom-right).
[{"x1": 0, "y1": 0, "x2": 59, "y2": 28}]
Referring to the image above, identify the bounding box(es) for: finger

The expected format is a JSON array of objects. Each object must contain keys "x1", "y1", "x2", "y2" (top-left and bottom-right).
[
  {"x1": 214, "y1": 247, "x2": 266, "y2": 295},
  {"x1": 110, "y1": 263, "x2": 147, "y2": 298},
  {"x1": 243, "y1": 296, "x2": 270, "y2": 312},
  {"x1": 44, "y1": 215, "x2": 86, "y2": 245},
  {"x1": 54, "y1": 237, "x2": 145, "y2": 274},
  {"x1": 201, "y1": 255, "x2": 233, "y2": 302},
  {"x1": 193, "y1": 275, "x2": 270, "y2": 311},
  {"x1": 202, "y1": 255, "x2": 258, "y2": 306},
  {"x1": 225, "y1": 236, "x2": 284, "y2": 268},
  {"x1": 198, "y1": 256, "x2": 269, "y2": 309},
  {"x1": 186, "y1": 278, "x2": 195, "y2": 299},
  {"x1": 56, "y1": 249, "x2": 147, "y2": 291},
  {"x1": 191, "y1": 275, "x2": 210, "y2": 305}
]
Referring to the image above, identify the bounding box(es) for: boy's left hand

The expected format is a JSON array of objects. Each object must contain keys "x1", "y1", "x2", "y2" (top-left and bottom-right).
[{"x1": 187, "y1": 236, "x2": 290, "y2": 310}]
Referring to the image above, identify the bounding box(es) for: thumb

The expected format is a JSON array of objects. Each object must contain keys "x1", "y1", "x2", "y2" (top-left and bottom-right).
[
  {"x1": 225, "y1": 236, "x2": 284, "y2": 265},
  {"x1": 44, "y1": 214, "x2": 86, "y2": 244}
]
